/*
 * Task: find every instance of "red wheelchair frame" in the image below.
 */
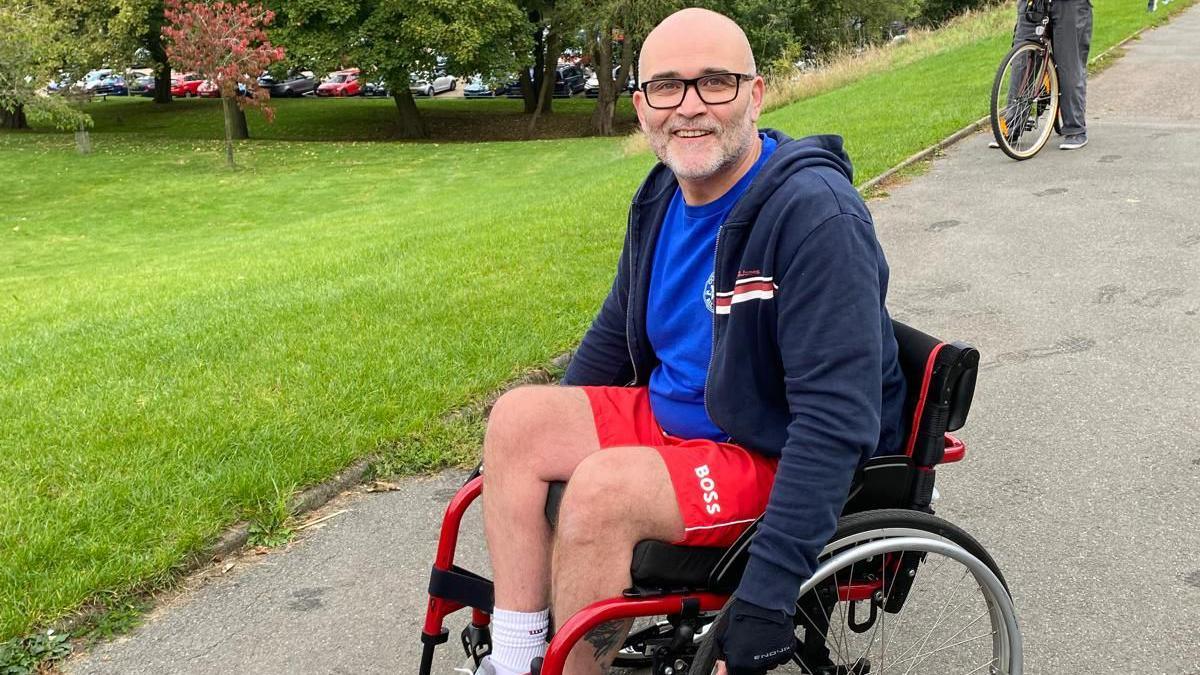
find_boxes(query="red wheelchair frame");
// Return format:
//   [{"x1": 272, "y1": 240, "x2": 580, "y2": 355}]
[{"x1": 420, "y1": 322, "x2": 980, "y2": 675}]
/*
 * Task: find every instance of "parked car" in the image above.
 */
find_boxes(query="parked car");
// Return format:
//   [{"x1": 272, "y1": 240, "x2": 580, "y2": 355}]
[
  {"x1": 76, "y1": 69, "x2": 114, "y2": 92},
  {"x1": 197, "y1": 80, "x2": 253, "y2": 98},
  {"x1": 316, "y1": 69, "x2": 361, "y2": 97},
  {"x1": 171, "y1": 72, "x2": 205, "y2": 97},
  {"x1": 197, "y1": 79, "x2": 220, "y2": 97},
  {"x1": 45, "y1": 71, "x2": 73, "y2": 94},
  {"x1": 409, "y1": 72, "x2": 456, "y2": 97},
  {"x1": 502, "y1": 65, "x2": 586, "y2": 99},
  {"x1": 258, "y1": 70, "x2": 317, "y2": 97},
  {"x1": 462, "y1": 74, "x2": 502, "y2": 98},
  {"x1": 584, "y1": 67, "x2": 636, "y2": 98},
  {"x1": 93, "y1": 74, "x2": 128, "y2": 96},
  {"x1": 129, "y1": 74, "x2": 156, "y2": 96},
  {"x1": 556, "y1": 65, "x2": 586, "y2": 97},
  {"x1": 361, "y1": 80, "x2": 390, "y2": 97}
]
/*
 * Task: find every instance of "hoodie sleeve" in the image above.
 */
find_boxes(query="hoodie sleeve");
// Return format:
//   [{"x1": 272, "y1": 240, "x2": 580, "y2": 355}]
[
  {"x1": 562, "y1": 230, "x2": 635, "y2": 387},
  {"x1": 734, "y1": 213, "x2": 884, "y2": 614}
]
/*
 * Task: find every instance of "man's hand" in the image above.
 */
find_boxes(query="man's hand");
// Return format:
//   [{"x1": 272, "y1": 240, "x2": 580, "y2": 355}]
[{"x1": 715, "y1": 598, "x2": 796, "y2": 674}]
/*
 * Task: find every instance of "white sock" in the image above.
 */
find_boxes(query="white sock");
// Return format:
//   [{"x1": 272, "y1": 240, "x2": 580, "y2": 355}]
[{"x1": 489, "y1": 607, "x2": 549, "y2": 675}]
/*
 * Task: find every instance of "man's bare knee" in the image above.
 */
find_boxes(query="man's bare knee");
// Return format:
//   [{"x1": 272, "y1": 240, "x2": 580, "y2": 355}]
[
  {"x1": 555, "y1": 449, "x2": 681, "y2": 548},
  {"x1": 483, "y1": 386, "x2": 599, "y2": 477}
]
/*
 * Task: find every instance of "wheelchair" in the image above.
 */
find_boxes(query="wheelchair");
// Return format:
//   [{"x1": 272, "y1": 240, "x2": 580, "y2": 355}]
[{"x1": 420, "y1": 322, "x2": 1023, "y2": 675}]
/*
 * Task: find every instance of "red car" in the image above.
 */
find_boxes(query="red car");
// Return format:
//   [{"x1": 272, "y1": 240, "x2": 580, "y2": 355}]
[
  {"x1": 316, "y1": 69, "x2": 361, "y2": 97},
  {"x1": 170, "y1": 72, "x2": 205, "y2": 97},
  {"x1": 197, "y1": 80, "x2": 220, "y2": 98}
]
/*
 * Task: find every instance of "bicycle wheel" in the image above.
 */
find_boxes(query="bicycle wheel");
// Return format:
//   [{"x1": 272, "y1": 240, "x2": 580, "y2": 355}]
[
  {"x1": 692, "y1": 509, "x2": 1022, "y2": 675},
  {"x1": 990, "y1": 41, "x2": 1059, "y2": 160}
]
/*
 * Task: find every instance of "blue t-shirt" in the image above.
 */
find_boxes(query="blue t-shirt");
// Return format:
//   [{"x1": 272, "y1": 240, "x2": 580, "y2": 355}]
[{"x1": 647, "y1": 133, "x2": 778, "y2": 440}]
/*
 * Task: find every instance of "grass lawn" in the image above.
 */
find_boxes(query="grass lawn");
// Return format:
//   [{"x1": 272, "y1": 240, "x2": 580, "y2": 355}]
[{"x1": 0, "y1": 0, "x2": 1191, "y2": 643}]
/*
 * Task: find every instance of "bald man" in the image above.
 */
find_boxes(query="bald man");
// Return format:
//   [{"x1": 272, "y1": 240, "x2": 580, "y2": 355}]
[{"x1": 477, "y1": 8, "x2": 906, "y2": 674}]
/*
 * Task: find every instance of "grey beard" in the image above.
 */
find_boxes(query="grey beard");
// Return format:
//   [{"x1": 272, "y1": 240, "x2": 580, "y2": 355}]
[{"x1": 650, "y1": 111, "x2": 757, "y2": 182}]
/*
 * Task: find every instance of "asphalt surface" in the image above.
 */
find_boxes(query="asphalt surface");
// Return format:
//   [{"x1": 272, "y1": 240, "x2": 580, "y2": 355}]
[{"x1": 68, "y1": 7, "x2": 1200, "y2": 674}]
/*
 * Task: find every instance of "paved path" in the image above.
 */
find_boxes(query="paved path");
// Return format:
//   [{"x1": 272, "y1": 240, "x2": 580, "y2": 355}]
[{"x1": 68, "y1": 8, "x2": 1200, "y2": 674}]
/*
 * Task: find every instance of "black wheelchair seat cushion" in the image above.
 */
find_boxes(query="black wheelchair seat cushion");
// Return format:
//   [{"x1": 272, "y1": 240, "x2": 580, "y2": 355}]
[{"x1": 630, "y1": 540, "x2": 728, "y2": 590}]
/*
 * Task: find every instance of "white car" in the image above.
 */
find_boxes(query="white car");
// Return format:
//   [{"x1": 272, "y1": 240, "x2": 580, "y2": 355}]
[{"x1": 409, "y1": 72, "x2": 457, "y2": 97}]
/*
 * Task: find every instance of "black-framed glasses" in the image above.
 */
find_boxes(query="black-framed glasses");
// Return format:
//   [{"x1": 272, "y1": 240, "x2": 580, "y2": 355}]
[{"x1": 639, "y1": 72, "x2": 755, "y2": 109}]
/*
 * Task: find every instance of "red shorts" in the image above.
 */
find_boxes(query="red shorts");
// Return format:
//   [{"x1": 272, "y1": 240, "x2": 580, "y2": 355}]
[{"x1": 582, "y1": 386, "x2": 778, "y2": 548}]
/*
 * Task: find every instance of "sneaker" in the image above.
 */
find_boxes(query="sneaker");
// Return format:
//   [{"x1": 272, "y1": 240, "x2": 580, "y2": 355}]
[
  {"x1": 469, "y1": 655, "x2": 528, "y2": 675},
  {"x1": 467, "y1": 656, "x2": 495, "y2": 675},
  {"x1": 1059, "y1": 134, "x2": 1088, "y2": 150},
  {"x1": 988, "y1": 140, "x2": 1000, "y2": 149}
]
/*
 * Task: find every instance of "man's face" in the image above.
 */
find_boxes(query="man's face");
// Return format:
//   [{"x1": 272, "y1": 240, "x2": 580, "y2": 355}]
[{"x1": 633, "y1": 27, "x2": 764, "y2": 182}]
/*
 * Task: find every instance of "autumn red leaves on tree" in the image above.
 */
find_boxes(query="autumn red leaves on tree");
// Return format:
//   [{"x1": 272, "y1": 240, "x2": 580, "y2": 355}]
[{"x1": 162, "y1": 0, "x2": 285, "y2": 166}]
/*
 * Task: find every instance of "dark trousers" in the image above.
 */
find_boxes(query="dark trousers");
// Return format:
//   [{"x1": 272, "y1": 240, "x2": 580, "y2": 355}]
[{"x1": 1013, "y1": 0, "x2": 1093, "y2": 135}]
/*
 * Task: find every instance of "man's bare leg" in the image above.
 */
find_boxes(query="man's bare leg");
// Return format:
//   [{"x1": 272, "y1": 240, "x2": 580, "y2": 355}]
[
  {"x1": 482, "y1": 385, "x2": 604, "y2": 613},
  {"x1": 551, "y1": 447, "x2": 685, "y2": 674}
]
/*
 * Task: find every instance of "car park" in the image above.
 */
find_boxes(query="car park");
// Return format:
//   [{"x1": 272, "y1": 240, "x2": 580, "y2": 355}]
[
  {"x1": 316, "y1": 69, "x2": 361, "y2": 97},
  {"x1": 171, "y1": 73, "x2": 205, "y2": 97},
  {"x1": 409, "y1": 72, "x2": 457, "y2": 97},
  {"x1": 258, "y1": 70, "x2": 317, "y2": 97}
]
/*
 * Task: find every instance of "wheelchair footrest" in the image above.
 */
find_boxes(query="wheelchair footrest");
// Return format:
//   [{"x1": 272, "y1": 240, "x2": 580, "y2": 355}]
[{"x1": 429, "y1": 565, "x2": 495, "y2": 614}]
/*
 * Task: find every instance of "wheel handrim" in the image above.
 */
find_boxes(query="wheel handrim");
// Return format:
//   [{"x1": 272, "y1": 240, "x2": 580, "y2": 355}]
[
  {"x1": 797, "y1": 536, "x2": 1019, "y2": 675},
  {"x1": 705, "y1": 536, "x2": 1021, "y2": 675}
]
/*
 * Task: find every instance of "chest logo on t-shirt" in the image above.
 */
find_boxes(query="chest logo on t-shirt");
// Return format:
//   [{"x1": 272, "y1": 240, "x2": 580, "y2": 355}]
[
  {"x1": 713, "y1": 276, "x2": 776, "y2": 315},
  {"x1": 703, "y1": 272, "x2": 715, "y2": 314}
]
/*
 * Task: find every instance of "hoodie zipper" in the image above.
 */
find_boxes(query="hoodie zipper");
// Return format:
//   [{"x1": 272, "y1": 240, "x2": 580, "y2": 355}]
[
  {"x1": 703, "y1": 225, "x2": 723, "y2": 434},
  {"x1": 624, "y1": 192, "x2": 642, "y2": 387}
]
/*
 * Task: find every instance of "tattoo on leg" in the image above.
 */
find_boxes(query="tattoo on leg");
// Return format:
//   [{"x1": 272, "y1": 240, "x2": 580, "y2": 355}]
[{"x1": 585, "y1": 620, "x2": 624, "y2": 662}]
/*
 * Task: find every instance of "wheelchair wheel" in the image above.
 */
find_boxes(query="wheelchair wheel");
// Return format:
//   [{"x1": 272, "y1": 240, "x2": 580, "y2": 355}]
[{"x1": 692, "y1": 509, "x2": 1021, "y2": 675}]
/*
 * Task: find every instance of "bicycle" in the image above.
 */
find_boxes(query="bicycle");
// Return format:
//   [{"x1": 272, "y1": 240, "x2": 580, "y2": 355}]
[{"x1": 990, "y1": 0, "x2": 1063, "y2": 160}]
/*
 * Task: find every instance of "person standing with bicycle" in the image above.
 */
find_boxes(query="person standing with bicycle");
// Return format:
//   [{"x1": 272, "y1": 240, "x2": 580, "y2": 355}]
[{"x1": 994, "y1": 0, "x2": 1094, "y2": 150}]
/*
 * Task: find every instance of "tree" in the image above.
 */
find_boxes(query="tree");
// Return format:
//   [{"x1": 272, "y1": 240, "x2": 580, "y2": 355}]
[
  {"x1": 560, "y1": 0, "x2": 678, "y2": 135},
  {"x1": 270, "y1": 0, "x2": 529, "y2": 138},
  {"x1": 0, "y1": 4, "x2": 93, "y2": 132},
  {"x1": 162, "y1": 0, "x2": 285, "y2": 167}
]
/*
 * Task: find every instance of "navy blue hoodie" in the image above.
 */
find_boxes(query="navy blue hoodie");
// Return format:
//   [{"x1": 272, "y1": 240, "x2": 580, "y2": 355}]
[{"x1": 563, "y1": 129, "x2": 906, "y2": 613}]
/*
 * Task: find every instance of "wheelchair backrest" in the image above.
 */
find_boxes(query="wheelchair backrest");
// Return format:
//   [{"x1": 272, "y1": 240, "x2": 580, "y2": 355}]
[{"x1": 893, "y1": 321, "x2": 980, "y2": 467}]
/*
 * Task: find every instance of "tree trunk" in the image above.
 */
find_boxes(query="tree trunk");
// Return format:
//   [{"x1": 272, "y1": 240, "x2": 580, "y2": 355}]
[
  {"x1": 519, "y1": 71, "x2": 536, "y2": 114},
  {"x1": 590, "y1": 25, "x2": 617, "y2": 136},
  {"x1": 391, "y1": 88, "x2": 429, "y2": 139},
  {"x1": 153, "y1": 66, "x2": 173, "y2": 104},
  {"x1": 233, "y1": 106, "x2": 249, "y2": 139},
  {"x1": 147, "y1": 1, "x2": 173, "y2": 104},
  {"x1": 1, "y1": 105, "x2": 29, "y2": 130},
  {"x1": 527, "y1": 29, "x2": 560, "y2": 137},
  {"x1": 221, "y1": 96, "x2": 237, "y2": 168},
  {"x1": 523, "y1": 25, "x2": 545, "y2": 114},
  {"x1": 539, "y1": 30, "x2": 560, "y2": 115}
]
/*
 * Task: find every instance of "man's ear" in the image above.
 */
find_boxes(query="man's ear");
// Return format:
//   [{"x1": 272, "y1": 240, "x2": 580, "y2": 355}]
[
  {"x1": 632, "y1": 90, "x2": 649, "y2": 129},
  {"x1": 749, "y1": 76, "x2": 765, "y2": 123}
]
